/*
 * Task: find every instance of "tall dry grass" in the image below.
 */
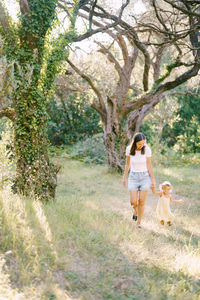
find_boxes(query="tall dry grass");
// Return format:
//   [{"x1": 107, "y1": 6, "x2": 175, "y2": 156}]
[{"x1": 0, "y1": 157, "x2": 199, "y2": 299}]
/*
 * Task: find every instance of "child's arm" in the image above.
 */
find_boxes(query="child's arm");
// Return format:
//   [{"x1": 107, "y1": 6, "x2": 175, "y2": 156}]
[
  {"x1": 151, "y1": 186, "x2": 162, "y2": 196},
  {"x1": 170, "y1": 197, "x2": 184, "y2": 204}
]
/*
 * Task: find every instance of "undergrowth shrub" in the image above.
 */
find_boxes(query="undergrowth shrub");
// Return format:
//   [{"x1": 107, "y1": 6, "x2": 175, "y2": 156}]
[
  {"x1": 64, "y1": 133, "x2": 107, "y2": 164},
  {"x1": 150, "y1": 136, "x2": 200, "y2": 167},
  {"x1": 47, "y1": 96, "x2": 102, "y2": 145},
  {"x1": 0, "y1": 124, "x2": 15, "y2": 189}
]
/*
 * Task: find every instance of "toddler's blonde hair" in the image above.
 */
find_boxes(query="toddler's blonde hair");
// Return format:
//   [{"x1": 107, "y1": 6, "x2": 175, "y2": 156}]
[{"x1": 159, "y1": 181, "x2": 172, "y2": 192}]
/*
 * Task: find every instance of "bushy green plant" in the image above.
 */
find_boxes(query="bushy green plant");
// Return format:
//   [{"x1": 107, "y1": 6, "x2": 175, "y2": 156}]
[
  {"x1": 171, "y1": 116, "x2": 200, "y2": 153},
  {"x1": 48, "y1": 144, "x2": 73, "y2": 157},
  {"x1": 150, "y1": 136, "x2": 200, "y2": 167},
  {"x1": 0, "y1": 123, "x2": 15, "y2": 189},
  {"x1": 0, "y1": 118, "x2": 8, "y2": 136},
  {"x1": 0, "y1": 0, "x2": 81, "y2": 200},
  {"x1": 141, "y1": 91, "x2": 200, "y2": 155},
  {"x1": 65, "y1": 133, "x2": 107, "y2": 164},
  {"x1": 161, "y1": 92, "x2": 200, "y2": 153},
  {"x1": 47, "y1": 95, "x2": 102, "y2": 145}
]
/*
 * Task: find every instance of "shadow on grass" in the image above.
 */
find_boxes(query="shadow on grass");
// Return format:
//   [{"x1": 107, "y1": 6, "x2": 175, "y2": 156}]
[
  {"x1": 42, "y1": 195, "x2": 200, "y2": 300},
  {"x1": 1, "y1": 157, "x2": 200, "y2": 300},
  {"x1": 0, "y1": 193, "x2": 58, "y2": 293},
  {"x1": 1, "y1": 191, "x2": 200, "y2": 300}
]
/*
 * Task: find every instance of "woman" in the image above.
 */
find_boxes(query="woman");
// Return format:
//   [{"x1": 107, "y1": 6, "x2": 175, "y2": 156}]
[{"x1": 123, "y1": 132, "x2": 155, "y2": 228}]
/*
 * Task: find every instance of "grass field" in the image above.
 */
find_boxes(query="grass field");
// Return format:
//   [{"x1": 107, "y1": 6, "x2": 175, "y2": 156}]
[{"x1": 0, "y1": 158, "x2": 200, "y2": 299}]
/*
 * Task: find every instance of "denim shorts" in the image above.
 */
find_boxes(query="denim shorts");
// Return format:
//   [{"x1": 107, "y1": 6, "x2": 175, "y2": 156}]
[{"x1": 128, "y1": 171, "x2": 151, "y2": 191}]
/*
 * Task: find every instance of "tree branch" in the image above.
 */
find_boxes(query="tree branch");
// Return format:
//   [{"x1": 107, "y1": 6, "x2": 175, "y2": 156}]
[
  {"x1": 78, "y1": 12, "x2": 131, "y2": 67},
  {"x1": 129, "y1": 44, "x2": 139, "y2": 69},
  {"x1": 152, "y1": 0, "x2": 170, "y2": 33},
  {"x1": 96, "y1": 41, "x2": 124, "y2": 78},
  {"x1": 73, "y1": 21, "x2": 119, "y2": 42},
  {"x1": 89, "y1": 0, "x2": 97, "y2": 30},
  {"x1": 80, "y1": 4, "x2": 151, "y2": 91},
  {"x1": 66, "y1": 58, "x2": 106, "y2": 113},
  {"x1": 125, "y1": 63, "x2": 200, "y2": 114},
  {"x1": 116, "y1": 32, "x2": 129, "y2": 65},
  {"x1": 91, "y1": 102, "x2": 106, "y2": 122},
  {"x1": 19, "y1": 0, "x2": 30, "y2": 15},
  {"x1": 166, "y1": 91, "x2": 197, "y2": 97},
  {"x1": 0, "y1": 2, "x2": 14, "y2": 39},
  {"x1": 152, "y1": 46, "x2": 165, "y2": 80},
  {"x1": 119, "y1": 0, "x2": 130, "y2": 19},
  {"x1": 163, "y1": 0, "x2": 200, "y2": 17},
  {"x1": 74, "y1": 0, "x2": 130, "y2": 42},
  {"x1": 129, "y1": 84, "x2": 141, "y2": 95}
]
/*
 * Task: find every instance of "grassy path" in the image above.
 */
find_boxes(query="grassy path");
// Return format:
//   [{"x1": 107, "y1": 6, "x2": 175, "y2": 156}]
[
  {"x1": 54, "y1": 158, "x2": 200, "y2": 299},
  {"x1": 0, "y1": 158, "x2": 200, "y2": 299}
]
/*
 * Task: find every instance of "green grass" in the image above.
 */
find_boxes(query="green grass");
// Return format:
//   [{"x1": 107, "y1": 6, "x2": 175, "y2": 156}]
[
  {"x1": 0, "y1": 158, "x2": 200, "y2": 299},
  {"x1": 154, "y1": 164, "x2": 200, "y2": 202}
]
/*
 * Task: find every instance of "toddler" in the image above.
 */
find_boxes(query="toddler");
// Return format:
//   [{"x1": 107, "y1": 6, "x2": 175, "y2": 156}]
[{"x1": 152, "y1": 181, "x2": 183, "y2": 226}]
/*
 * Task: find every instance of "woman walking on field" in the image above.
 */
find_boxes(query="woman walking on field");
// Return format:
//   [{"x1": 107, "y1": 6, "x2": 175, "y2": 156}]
[{"x1": 123, "y1": 132, "x2": 155, "y2": 228}]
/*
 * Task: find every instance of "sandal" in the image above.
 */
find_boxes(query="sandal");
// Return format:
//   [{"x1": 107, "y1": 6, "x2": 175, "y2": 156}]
[{"x1": 132, "y1": 214, "x2": 137, "y2": 221}]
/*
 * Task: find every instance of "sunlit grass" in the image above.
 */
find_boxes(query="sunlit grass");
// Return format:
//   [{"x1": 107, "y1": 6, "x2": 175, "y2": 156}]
[
  {"x1": 0, "y1": 158, "x2": 200, "y2": 299},
  {"x1": 154, "y1": 164, "x2": 200, "y2": 201}
]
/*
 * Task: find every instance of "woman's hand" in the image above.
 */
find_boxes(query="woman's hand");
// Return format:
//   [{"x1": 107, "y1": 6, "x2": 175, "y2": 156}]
[
  {"x1": 122, "y1": 177, "x2": 127, "y2": 187},
  {"x1": 151, "y1": 178, "x2": 156, "y2": 189}
]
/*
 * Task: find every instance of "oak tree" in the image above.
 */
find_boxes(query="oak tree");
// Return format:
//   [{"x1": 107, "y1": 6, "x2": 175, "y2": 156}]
[{"x1": 66, "y1": 0, "x2": 200, "y2": 170}]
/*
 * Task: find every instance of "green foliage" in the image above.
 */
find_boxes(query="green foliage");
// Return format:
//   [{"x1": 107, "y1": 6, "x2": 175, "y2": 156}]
[
  {"x1": 0, "y1": 117, "x2": 8, "y2": 135},
  {"x1": 161, "y1": 92, "x2": 200, "y2": 153},
  {"x1": 0, "y1": 122, "x2": 15, "y2": 189},
  {"x1": 66, "y1": 133, "x2": 107, "y2": 164},
  {"x1": 47, "y1": 95, "x2": 102, "y2": 145},
  {"x1": 141, "y1": 91, "x2": 200, "y2": 156},
  {"x1": 0, "y1": 0, "x2": 81, "y2": 199},
  {"x1": 143, "y1": 134, "x2": 200, "y2": 168},
  {"x1": 154, "y1": 60, "x2": 181, "y2": 87},
  {"x1": 140, "y1": 122, "x2": 158, "y2": 145}
]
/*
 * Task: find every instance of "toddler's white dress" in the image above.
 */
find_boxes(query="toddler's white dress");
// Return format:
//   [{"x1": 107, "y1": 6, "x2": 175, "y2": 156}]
[{"x1": 156, "y1": 193, "x2": 174, "y2": 221}]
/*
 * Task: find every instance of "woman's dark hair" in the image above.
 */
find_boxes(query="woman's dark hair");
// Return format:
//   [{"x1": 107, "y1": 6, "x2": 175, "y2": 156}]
[{"x1": 130, "y1": 132, "x2": 146, "y2": 155}]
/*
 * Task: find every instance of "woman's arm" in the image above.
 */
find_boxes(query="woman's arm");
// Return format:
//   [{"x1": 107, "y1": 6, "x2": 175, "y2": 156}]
[
  {"x1": 170, "y1": 197, "x2": 184, "y2": 204},
  {"x1": 122, "y1": 156, "x2": 130, "y2": 187},
  {"x1": 147, "y1": 157, "x2": 156, "y2": 188}
]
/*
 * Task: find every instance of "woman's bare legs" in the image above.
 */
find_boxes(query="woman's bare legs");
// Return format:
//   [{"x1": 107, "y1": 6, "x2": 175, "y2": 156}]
[
  {"x1": 129, "y1": 190, "x2": 138, "y2": 216},
  {"x1": 137, "y1": 190, "x2": 148, "y2": 225}
]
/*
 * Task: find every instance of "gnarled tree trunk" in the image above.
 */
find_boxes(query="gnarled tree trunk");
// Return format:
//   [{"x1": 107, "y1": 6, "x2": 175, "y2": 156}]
[
  {"x1": 103, "y1": 96, "x2": 128, "y2": 171},
  {"x1": 68, "y1": 0, "x2": 200, "y2": 171}
]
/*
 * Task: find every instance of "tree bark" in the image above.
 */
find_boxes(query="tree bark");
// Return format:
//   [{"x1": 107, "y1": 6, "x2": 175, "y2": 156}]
[
  {"x1": 102, "y1": 96, "x2": 127, "y2": 171},
  {"x1": 104, "y1": 130, "x2": 123, "y2": 171},
  {"x1": 68, "y1": 0, "x2": 200, "y2": 171}
]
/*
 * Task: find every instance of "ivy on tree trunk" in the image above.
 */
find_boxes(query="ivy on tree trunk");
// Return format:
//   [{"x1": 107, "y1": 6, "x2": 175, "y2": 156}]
[
  {"x1": 0, "y1": 0, "x2": 116, "y2": 199},
  {"x1": 0, "y1": 0, "x2": 79, "y2": 200}
]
